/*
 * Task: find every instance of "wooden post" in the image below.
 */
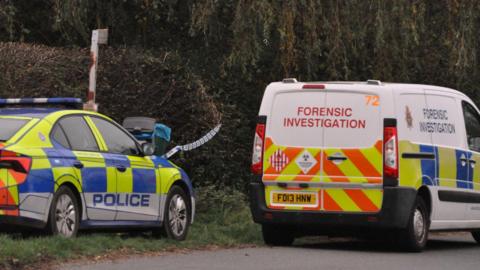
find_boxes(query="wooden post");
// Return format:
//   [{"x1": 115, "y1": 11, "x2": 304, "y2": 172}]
[{"x1": 84, "y1": 29, "x2": 108, "y2": 111}]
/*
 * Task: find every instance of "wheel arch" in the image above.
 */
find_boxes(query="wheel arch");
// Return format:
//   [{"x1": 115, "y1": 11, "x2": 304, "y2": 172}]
[
  {"x1": 417, "y1": 185, "x2": 432, "y2": 218},
  {"x1": 54, "y1": 177, "x2": 84, "y2": 220},
  {"x1": 163, "y1": 172, "x2": 195, "y2": 224}
]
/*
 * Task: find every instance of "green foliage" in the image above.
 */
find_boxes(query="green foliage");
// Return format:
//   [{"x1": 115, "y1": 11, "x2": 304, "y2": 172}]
[
  {"x1": 2, "y1": 0, "x2": 480, "y2": 191},
  {"x1": 0, "y1": 186, "x2": 261, "y2": 269}
]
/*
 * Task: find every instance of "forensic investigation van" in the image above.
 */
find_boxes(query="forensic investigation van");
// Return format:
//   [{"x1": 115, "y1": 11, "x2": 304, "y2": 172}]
[{"x1": 250, "y1": 79, "x2": 480, "y2": 251}]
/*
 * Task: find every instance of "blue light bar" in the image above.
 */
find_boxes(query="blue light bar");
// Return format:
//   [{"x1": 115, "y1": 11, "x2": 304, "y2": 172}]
[{"x1": 0, "y1": 98, "x2": 83, "y2": 109}]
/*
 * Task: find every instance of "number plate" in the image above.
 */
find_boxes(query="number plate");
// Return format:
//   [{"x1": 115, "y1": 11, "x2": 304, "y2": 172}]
[{"x1": 271, "y1": 192, "x2": 318, "y2": 206}]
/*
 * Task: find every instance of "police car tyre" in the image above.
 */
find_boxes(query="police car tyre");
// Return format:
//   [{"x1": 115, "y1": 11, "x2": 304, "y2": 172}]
[
  {"x1": 47, "y1": 186, "x2": 80, "y2": 238},
  {"x1": 162, "y1": 185, "x2": 190, "y2": 241},
  {"x1": 472, "y1": 231, "x2": 480, "y2": 244},
  {"x1": 400, "y1": 197, "x2": 429, "y2": 252},
  {"x1": 262, "y1": 224, "x2": 294, "y2": 246}
]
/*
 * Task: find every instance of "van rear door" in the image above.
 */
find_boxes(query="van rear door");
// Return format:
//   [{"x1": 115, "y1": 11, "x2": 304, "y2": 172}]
[
  {"x1": 263, "y1": 90, "x2": 326, "y2": 210},
  {"x1": 321, "y1": 90, "x2": 383, "y2": 213}
]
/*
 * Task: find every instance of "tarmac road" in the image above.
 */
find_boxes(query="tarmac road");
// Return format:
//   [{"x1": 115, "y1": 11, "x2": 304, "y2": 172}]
[{"x1": 62, "y1": 232, "x2": 479, "y2": 270}]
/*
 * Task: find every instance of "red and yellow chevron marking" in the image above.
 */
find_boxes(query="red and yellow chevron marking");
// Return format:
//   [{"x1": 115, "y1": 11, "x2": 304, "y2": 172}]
[
  {"x1": 0, "y1": 186, "x2": 20, "y2": 216},
  {"x1": 0, "y1": 165, "x2": 21, "y2": 216},
  {"x1": 263, "y1": 137, "x2": 321, "y2": 182},
  {"x1": 263, "y1": 137, "x2": 383, "y2": 213}
]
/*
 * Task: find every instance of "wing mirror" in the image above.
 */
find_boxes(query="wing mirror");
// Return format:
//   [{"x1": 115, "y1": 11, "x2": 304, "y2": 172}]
[{"x1": 141, "y1": 142, "x2": 155, "y2": 156}]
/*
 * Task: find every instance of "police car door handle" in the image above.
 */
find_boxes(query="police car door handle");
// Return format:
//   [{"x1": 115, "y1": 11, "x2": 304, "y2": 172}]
[
  {"x1": 73, "y1": 161, "x2": 84, "y2": 169},
  {"x1": 116, "y1": 165, "x2": 127, "y2": 172}
]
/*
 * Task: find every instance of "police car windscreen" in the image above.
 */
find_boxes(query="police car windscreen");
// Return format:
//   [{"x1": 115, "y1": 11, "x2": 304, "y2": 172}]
[
  {"x1": 0, "y1": 118, "x2": 29, "y2": 142},
  {"x1": 269, "y1": 90, "x2": 381, "y2": 148}
]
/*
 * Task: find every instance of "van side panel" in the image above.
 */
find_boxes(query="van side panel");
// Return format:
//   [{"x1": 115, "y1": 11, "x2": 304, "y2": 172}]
[
  {"x1": 425, "y1": 92, "x2": 469, "y2": 224},
  {"x1": 397, "y1": 92, "x2": 433, "y2": 188}
]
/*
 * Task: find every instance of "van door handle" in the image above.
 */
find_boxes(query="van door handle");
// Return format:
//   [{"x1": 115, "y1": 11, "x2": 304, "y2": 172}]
[
  {"x1": 73, "y1": 161, "x2": 84, "y2": 169},
  {"x1": 327, "y1": 156, "x2": 347, "y2": 161},
  {"x1": 116, "y1": 165, "x2": 127, "y2": 172}
]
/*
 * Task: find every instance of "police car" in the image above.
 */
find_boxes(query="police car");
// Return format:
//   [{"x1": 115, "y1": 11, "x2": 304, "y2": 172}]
[
  {"x1": 250, "y1": 79, "x2": 480, "y2": 251},
  {"x1": 0, "y1": 98, "x2": 194, "y2": 240}
]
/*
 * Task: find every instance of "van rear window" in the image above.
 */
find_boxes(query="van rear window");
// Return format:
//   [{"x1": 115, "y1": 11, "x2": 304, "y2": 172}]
[
  {"x1": 0, "y1": 119, "x2": 29, "y2": 141},
  {"x1": 268, "y1": 90, "x2": 381, "y2": 148}
]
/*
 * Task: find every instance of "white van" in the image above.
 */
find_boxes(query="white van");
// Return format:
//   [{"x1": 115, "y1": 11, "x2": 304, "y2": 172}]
[{"x1": 250, "y1": 79, "x2": 480, "y2": 251}]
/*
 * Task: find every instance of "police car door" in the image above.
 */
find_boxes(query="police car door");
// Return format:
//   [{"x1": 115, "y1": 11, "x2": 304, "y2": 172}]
[
  {"x1": 88, "y1": 116, "x2": 159, "y2": 221},
  {"x1": 52, "y1": 115, "x2": 116, "y2": 220}
]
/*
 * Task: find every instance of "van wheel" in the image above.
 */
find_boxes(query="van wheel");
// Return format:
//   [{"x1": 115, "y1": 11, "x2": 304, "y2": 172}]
[
  {"x1": 262, "y1": 224, "x2": 294, "y2": 246},
  {"x1": 47, "y1": 186, "x2": 80, "y2": 238},
  {"x1": 161, "y1": 185, "x2": 190, "y2": 241},
  {"x1": 472, "y1": 231, "x2": 480, "y2": 244},
  {"x1": 399, "y1": 197, "x2": 429, "y2": 252}
]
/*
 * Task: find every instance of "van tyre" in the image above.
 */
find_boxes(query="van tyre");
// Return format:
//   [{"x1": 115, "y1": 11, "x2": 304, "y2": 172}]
[
  {"x1": 47, "y1": 186, "x2": 80, "y2": 238},
  {"x1": 161, "y1": 185, "x2": 190, "y2": 241},
  {"x1": 262, "y1": 224, "x2": 294, "y2": 246},
  {"x1": 399, "y1": 197, "x2": 429, "y2": 252},
  {"x1": 472, "y1": 231, "x2": 480, "y2": 244}
]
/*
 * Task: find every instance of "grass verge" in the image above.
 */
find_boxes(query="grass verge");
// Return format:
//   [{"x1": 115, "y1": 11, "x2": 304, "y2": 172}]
[{"x1": 0, "y1": 187, "x2": 262, "y2": 269}]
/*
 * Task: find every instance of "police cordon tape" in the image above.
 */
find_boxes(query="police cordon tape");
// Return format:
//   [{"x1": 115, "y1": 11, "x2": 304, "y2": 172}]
[{"x1": 163, "y1": 124, "x2": 222, "y2": 159}]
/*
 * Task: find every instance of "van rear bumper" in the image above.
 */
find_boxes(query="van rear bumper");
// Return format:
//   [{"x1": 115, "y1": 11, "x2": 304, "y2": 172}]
[{"x1": 249, "y1": 182, "x2": 417, "y2": 230}]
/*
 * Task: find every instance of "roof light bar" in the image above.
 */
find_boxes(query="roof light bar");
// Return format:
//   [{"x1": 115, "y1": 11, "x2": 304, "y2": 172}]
[{"x1": 0, "y1": 98, "x2": 83, "y2": 109}]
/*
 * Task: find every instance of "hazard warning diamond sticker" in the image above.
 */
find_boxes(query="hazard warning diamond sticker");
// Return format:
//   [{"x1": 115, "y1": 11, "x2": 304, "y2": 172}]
[
  {"x1": 295, "y1": 150, "x2": 317, "y2": 174},
  {"x1": 269, "y1": 149, "x2": 289, "y2": 172}
]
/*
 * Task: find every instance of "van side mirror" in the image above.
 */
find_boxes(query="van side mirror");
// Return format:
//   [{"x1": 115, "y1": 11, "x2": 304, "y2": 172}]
[{"x1": 141, "y1": 142, "x2": 155, "y2": 156}]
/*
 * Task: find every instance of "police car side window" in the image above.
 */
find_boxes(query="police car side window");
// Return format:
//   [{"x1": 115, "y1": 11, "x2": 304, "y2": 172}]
[
  {"x1": 58, "y1": 116, "x2": 100, "y2": 152},
  {"x1": 462, "y1": 101, "x2": 480, "y2": 152},
  {"x1": 52, "y1": 125, "x2": 70, "y2": 149},
  {"x1": 91, "y1": 117, "x2": 140, "y2": 156}
]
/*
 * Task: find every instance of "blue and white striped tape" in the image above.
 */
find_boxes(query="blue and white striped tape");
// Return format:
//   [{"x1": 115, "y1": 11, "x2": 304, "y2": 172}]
[{"x1": 164, "y1": 124, "x2": 222, "y2": 158}]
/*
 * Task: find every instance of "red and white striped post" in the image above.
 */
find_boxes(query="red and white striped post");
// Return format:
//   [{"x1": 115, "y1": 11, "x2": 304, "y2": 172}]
[{"x1": 84, "y1": 29, "x2": 108, "y2": 111}]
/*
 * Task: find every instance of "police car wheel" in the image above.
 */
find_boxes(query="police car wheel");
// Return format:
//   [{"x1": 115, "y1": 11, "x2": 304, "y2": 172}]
[
  {"x1": 472, "y1": 231, "x2": 480, "y2": 244},
  {"x1": 48, "y1": 186, "x2": 80, "y2": 238},
  {"x1": 162, "y1": 186, "x2": 190, "y2": 241},
  {"x1": 262, "y1": 224, "x2": 294, "y2": 246},
  {"x1": 400, "y1": 197, "x2": 429, "y2": 252}
]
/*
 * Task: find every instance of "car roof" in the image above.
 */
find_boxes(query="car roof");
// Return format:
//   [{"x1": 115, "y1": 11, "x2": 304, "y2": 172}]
[{"x1": 0, "y1": 107, "x2": 64, "y2": 118}]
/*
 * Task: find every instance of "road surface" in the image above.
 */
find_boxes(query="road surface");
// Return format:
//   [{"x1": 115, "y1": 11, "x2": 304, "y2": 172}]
[{"x1": 62, "y1": 232, "x2": 479, "y2": 270}]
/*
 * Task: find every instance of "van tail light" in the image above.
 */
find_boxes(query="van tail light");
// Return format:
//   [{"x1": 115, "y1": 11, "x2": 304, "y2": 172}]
[
  {"x1": 251, "y1": 119, "x2": 266, "y2": 175},
  {"x1": 383, "y1": 126, "x2": 398, "y2": 179},
  {"x1": 0, "y1": 150, "x2": 32, "y2": 184}
]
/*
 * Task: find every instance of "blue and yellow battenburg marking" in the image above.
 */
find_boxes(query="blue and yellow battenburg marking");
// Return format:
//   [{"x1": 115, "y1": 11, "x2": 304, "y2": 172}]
[
  {"x1": 399, "y1": 141, "x2": 478, "y2": 190},
  {"x1": 0, "y1": 108, "x2": 191, "y2": 219}
]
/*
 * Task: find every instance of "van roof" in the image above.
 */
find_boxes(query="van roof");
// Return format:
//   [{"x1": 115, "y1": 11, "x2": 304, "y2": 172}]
[{"x1": 269, "y1": 79, "x2": 468, "y2": 99}]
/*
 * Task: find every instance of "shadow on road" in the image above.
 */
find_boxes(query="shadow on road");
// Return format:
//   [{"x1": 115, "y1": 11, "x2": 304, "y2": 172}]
[
  {"x1": 426, "y1": 239, "x2": 478, "y2": 251},
  {"x1": 293, "y1": 234, "x2": 478, "y2": 253}
]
